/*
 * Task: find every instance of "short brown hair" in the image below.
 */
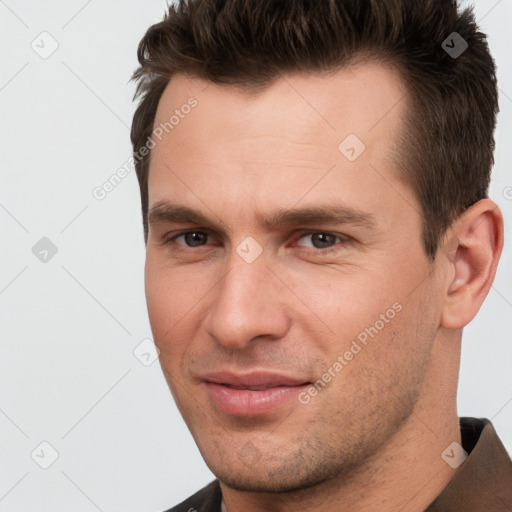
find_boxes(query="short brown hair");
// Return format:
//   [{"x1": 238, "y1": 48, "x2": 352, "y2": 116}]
[{"x1": 130, "y1": 0, "x2": 498, "y2": 258}]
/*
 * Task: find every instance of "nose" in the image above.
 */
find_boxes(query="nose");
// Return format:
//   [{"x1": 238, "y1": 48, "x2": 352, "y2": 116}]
[{"x1": 205, "y1": 250, "x2": 290, "y2": 349}]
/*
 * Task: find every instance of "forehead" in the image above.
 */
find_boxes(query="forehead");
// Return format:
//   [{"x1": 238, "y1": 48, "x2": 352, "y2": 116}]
[
  {"x1": 148, "y1": 62, "x2": 414, "y2": 233},
  {"x1": 152, "y1": 61, "x2": 407, "y2": 148}
]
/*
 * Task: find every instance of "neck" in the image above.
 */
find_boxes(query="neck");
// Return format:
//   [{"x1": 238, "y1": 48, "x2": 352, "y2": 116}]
[{"x1": 221, "y1": 331, "x2": 462, "y2": 512}]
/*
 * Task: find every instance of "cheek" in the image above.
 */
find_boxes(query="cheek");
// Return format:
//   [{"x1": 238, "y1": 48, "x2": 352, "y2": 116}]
[
  {"x1": 342, "y1": 285, "x2": 437, "y2": 395},
  {"x1": 293, "y1": 270, "x2": 399, "y2": 347},
  {"x1": 145, "y1": 262, "x2": 168, "y2": 333},
  {"x1": 304, "y1": 266, "x2": 432, "y2": 383},
  {"x1": 144, "y1": 256, "x2": 220, "y2": 380},
  {"x1": 144, "y1": 260, "x2": 191, "y2": 358}
]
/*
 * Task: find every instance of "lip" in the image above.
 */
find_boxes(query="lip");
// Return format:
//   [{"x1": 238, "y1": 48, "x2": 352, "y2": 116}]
[{"x1": 201, "y1": 371, "x2": 311, "y2": 417}]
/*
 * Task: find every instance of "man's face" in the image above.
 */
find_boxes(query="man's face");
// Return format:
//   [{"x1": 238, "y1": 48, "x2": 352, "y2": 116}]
[{"x1": 145, "y1": 63, "x2": 443, "y2": 491}]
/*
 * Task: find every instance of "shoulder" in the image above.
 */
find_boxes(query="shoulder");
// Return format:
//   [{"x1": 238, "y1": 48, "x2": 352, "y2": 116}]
[
  {"x1": 162, "y1": 480, "x2": 222, "y2": 512},
  {"x1": 426, "y1": 417, "x2": 512, "y2": 511}
]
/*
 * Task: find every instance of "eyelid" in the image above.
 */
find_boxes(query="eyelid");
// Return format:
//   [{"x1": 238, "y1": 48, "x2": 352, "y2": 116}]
[
  {"x1": 294, "y1": 229, "x2": 350, "y2": 241},
  {"x1": 164, "y1": 229, "x2": 352, "y2": 252},
  {"x1": 164, "y1": 229, "x2": 214, "y2": 247},
  {"x1": 292, "y1": 230, "x2": 352, "y2": 251}
]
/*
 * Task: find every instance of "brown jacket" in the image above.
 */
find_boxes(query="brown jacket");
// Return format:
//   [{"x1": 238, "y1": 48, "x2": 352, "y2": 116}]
[{"x1": 166, "y1": 417, "x2": 512, "y2": 512}]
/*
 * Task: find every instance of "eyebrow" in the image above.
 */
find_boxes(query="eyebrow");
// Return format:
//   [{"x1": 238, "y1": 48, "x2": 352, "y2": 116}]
[{"x1": 147, "y1": 201, "x2": 376, "y2": 233}]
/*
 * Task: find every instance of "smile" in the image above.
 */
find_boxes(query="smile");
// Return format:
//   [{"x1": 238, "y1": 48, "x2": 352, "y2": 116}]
[{"x1": 201, "y1": 371, "x2": 311, "y2": 417}]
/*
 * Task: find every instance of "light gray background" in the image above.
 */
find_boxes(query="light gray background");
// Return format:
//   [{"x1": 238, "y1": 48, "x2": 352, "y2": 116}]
[{"x1": 1, "y1": 1, "x2": 511, "y2": 511}]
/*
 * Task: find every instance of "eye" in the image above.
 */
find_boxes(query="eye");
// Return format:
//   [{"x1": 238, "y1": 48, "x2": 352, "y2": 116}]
[
  {"x1": 170, "y1": 231, "x2": 212, "y2": 247},
  {"x1": 164, "y1": 230, "x2": 351, "y2": 253},
  {"x1": 295, "y1": 232, "x2": 348, "y2": 251}
]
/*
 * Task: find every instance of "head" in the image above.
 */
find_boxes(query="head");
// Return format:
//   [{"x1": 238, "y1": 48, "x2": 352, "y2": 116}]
[{"x1": 130, "y1": 0, "x2": 503, "y2": 495}]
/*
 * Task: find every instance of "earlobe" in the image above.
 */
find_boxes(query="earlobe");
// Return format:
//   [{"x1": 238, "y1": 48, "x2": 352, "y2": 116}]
[{"x1": 440, "y1": 199, "x2": 504, "y2": 330}]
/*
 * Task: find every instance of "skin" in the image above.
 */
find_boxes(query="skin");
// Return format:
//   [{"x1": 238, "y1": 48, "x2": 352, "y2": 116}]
[{"x1": 144, "y1": 63, "x2": 503, "y2": 511}]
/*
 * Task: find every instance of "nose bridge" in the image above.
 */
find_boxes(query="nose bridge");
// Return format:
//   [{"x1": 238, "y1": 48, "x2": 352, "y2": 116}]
[{"x1": 206, "y1": 248, "x2": 288, "y2": 348}]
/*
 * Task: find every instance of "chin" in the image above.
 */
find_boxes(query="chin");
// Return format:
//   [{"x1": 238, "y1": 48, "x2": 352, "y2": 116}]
[
  {"x1": 215, "y1": 470, "x2": 328, "y2": 494},
  {"x1": 204, "y1": 450, "x2": 352, "y2": 495}
]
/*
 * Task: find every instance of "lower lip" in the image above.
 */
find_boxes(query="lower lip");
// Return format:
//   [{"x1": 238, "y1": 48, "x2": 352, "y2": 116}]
[{"x1": 204, "y1": 382, "x2": 309, "y2": 416}]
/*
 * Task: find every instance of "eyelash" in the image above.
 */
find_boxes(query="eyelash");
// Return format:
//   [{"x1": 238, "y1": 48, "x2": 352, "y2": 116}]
[{"x1": 164, "y1": 230, "x2": 351, "y2": 254}]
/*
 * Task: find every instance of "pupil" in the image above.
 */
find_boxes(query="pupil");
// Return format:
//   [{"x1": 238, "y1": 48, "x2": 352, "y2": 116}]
[{"x1": 186, "y1": 232, "x2": 207, "y2": 246}]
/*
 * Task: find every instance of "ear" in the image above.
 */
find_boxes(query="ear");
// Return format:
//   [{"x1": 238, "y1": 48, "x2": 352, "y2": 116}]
[{"x1": 440, "y1": 198, "x2": 504, "y2": 329}]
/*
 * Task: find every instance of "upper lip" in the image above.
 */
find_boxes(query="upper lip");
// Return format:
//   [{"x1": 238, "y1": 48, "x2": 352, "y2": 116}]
[{"x1": 201, "y1": 371, "x2": 310, "y2": 388}]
